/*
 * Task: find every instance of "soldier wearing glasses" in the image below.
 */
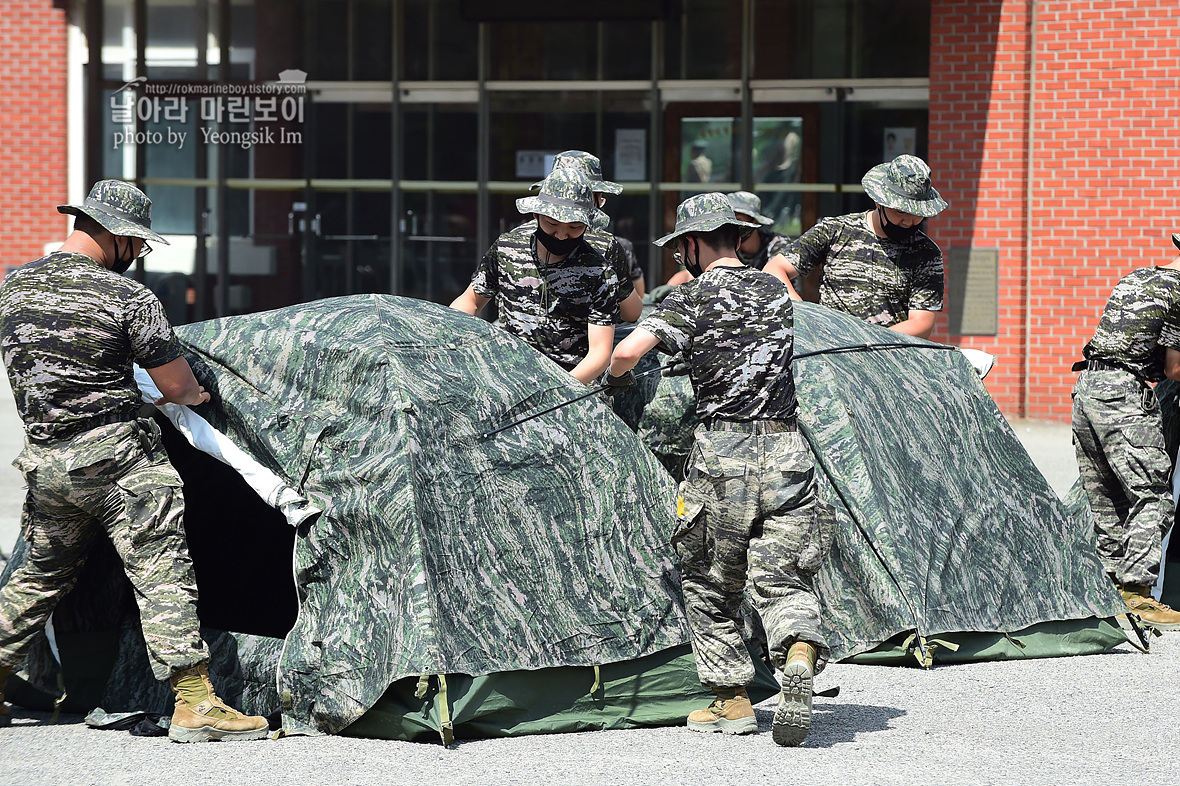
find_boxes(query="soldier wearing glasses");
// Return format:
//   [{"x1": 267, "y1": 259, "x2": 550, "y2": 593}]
[{"x1": 0, "y1": 180, "x2": 268, "y2": 741}]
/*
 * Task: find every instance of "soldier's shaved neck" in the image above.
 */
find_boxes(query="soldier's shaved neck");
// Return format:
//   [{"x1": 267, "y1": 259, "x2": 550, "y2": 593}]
[{"x1": 58, "y1": 223, "x2": 113, "y2": 268}]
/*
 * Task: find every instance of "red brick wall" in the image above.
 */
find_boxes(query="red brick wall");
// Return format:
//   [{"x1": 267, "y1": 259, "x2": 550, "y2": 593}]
[
  {"x1": 929, "y1": 1, "x2": 1032, "y2": 416},
  {"x1": 931, "y1": 0, "x2": 1180, "y2": 421},
  {"x1": 0, "y1": 2, "x2": 70, "y2": 278},
  {"x1": 1028, "y1": 0, "x2": 1180, "y2": 420}
]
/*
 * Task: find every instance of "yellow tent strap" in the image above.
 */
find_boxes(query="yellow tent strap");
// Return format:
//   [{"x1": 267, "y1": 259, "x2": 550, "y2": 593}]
[
  {"x1": 902, "y1": 634, "x2": 959, "y2": 668},
  {"x1": 900, "y1": 634, "x2": 928, "y2": 668},
  {"x1": 929, "y1": 637, "x2": 958, "y2": 656},
  {"x1": 1003, "y1": 632, "x2": 1027, "y2": 650},
  {"x1": 50, "y1": 673, "x2": 67, "y2": 725},
  {"x1": 415, "y1": 674, "x2": 430, "y2": 700},
  {"x1": 436, "y1": 675, "x2": 454, "y2": 746},
  {"x1": 588, "y1": 665, "x2": 601, "y2": 696}
]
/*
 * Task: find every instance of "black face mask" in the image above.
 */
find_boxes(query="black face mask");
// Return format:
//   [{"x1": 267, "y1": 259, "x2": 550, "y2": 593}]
[
  {"x1": 535, "y1": 225, "x2": 583, "y2": 257},
  {"x1": 112, "y1": 236, "x2": 135, "y2": 274},
  {"x1": 877, "y1": 206, "x2": 922, "y2": 243},
  {"x1": 681, "y1": 239, "x2": 704, "y2": 279}
]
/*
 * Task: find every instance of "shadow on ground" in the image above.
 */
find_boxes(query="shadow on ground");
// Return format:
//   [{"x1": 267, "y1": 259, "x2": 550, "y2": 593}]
[{"x1": 754, "y1": 702, "x2": 905, "y2": 747}]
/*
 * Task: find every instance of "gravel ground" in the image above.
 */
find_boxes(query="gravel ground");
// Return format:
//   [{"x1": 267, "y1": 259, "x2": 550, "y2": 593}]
[
  {"x1": 2, "y1": 632, "x2": 1174, "y2": 786},
  {"x1": 9, "y1": 369, "x2": 1158, "y2": 786}
]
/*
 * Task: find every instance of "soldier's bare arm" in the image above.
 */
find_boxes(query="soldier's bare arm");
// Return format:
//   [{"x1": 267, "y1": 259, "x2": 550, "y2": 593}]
[
  {"x1": 1165, "y1": 348, "x2": 1180, "y2": 382},
  {"x1": 570, "y1": 323, "x2": 615, "y2": 385},
  {"x1": 450, "y1": 286, "x2": 489, "y2": 316},
  {"x1": 147, "y1": 356, "x2": 211, "y2": 406},
  {"x1": 610, "y1": 327, "x2": 661, "y2": 377},
  {"x1": 764, "y1": 254, "x2": 804, "y2": 300},
  {"x1": 620, "y1": 289, "x2": 643, "y2": 323},
  {"x1": 764, "y1": 256, "x2": 803, "y2": 300},
  {"x1": 888, "y1": 309, "x2": 936, "y2": 339}
]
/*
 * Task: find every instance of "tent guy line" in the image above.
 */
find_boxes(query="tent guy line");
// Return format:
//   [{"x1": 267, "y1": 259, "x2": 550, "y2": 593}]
[
  {"x1": 480, "y1": 362, "x2": 676, "y2": 439},
  {"x1": 792, "y1": 342, "x2": 960, "y2": 362}
]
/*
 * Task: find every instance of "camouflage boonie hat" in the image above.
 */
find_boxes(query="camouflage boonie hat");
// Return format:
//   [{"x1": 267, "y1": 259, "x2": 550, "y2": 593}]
[
  {"x1": 516, "y1": 168, "x2": 605, "y2": 227},
  {"x1": 861, "y1": 155, "x2": 948, "y2": 218},
  {"x1": 653, "y1": 192, "x2": 760, "y2": 247},
  {"x1": 727, "y1": 191, "x2": 774, "y2": 225},
  {"x1": 531, "y1": 150, "x2": 623, "y2": 195},
  {"x1": 57, "y1": 179, "x2": 169, "y2": 244}
]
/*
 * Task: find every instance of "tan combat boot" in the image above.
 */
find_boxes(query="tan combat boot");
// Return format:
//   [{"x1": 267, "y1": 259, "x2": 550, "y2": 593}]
[
  {"x1": 168, "y1": 663, "x2": 269, "y2": 743},
  {"x1": 0, "y1": 664, "x2": 12, "y2": 726},
  {"x1": 774, "y1": 642, "x2": 817, "y2": 747},
  {"x1": 686, "y1": 685, "x2": 758, "y2": 735},
  {"x1": 1119, "y1": 584, "x2": 1180, "y2": 631}
]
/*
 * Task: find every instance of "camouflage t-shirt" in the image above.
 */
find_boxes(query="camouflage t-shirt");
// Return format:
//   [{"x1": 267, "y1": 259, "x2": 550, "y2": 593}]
[
  {"x1": 1083, "y1": 266, "x2": 1180, "y2": 382},
  {"x1": 471, "y1": 224, "x2": 622, "y2": 371},
  {"x1": 736, "y1": 227, "x2": 792, "y2": 271},
  {"x1": 517, "y1": 218, "x2": 635, "y2": 304},
  {"x1": 638, "y1": 264, "x2": 797, "y2": 422},
  {"x1": 787, "y1": 212, "x2": 943, "y2": 327},
  {"x1": 616, "y1": 236, "x2": 644, "y2": 282},
  {"x1": 0, "y1": 251, "x2": 182, "y2": 441}
]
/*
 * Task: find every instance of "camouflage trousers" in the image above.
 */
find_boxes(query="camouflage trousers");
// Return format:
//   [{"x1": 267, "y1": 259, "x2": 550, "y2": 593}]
[
  {"x1": 0, "y1": 418, "x2": 209, "y2": 681},
  {"x1": 673, "y1": 424, "x2": 832, "y2": 689},
  {"x1": 1072, "y1": 369, "x2": 1174, "y2": 586}
]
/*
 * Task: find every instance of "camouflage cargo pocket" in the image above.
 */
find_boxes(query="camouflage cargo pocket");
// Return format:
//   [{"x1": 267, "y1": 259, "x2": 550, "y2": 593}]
[
  {"x1": 762, "y1": 483, "x2": 829, "y2": 579},
  {"x1": 12, "y1": 448, "x2": 41, "y2": 482},
  {"x1": 19, "y1": 496, "x2": 38, "y2": 542},
  {"x1": 798, "y1": 500, "x2": 836, "y2": 574},
  {"x1": 688, "y1": 432, "x2": 748, "y2": 500},
  {"x1": 671, "y1": 486, "x2": 710, "y2": 570},
  {"x1": 113, "y1": 462, "x2": 185, "y2": 548}
]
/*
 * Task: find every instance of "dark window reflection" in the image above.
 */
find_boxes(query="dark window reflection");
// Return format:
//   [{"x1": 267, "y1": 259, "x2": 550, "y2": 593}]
[
  {"x1": 489, "y1": 21, "x2": 598, "y2": 81},
  {"x1": 401, "y1": 107, "x2": 478, "y2": 181},
  {"x1": 400, "y1": 193, "x2": 479, "y2": 305},
  {"x1": 403, "y1": 0, "x2": 479, "y2": 80},
  {"x1": 753, "y1": 0, "x2": 930, "y2": 80},
  {"x1": 851, "y1": 0, "x2": 930, "y2": 78},
  {"x1": 664, "y1": 0, "x2": 742, "y2": 80}
]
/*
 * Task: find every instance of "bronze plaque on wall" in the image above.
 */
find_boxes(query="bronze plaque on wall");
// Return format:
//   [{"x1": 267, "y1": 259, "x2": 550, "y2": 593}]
[{"x1": 946, "y1": 247, "x2": 998, "y2": 336}]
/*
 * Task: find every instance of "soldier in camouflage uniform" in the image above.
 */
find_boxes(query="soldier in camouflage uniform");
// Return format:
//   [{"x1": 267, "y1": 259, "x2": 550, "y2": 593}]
[
  {"x1": 615, "y1": 235, "x2": 646, "y2": 298},
  {"x1": 729, "y1": 191, "x2": 793, "y2": 272},
  {"x1": 524, "y1": 150, "x2": 645, "y2": 317},
  {"x1": 1071, "y1": 233, "x2": 1180, "y2": 629},
  {"x1": 0, "y1": 180, "x2": 268, "y2": 742},
  {"x1": 665, "y1": 193, "x2": 790, "y2": 287},
  {"x1": 451, "y1": 169, "x2": 624, "y2": 384},
  {"x1": 765, "y1": 155, "x2": 947, "y2": 339},
  {"x1": 608, "y1": 193, "x2": 833, "y2": 747}
]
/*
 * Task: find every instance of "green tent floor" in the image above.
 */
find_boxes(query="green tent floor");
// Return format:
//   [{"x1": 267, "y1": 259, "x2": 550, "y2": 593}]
[
  {"x1": 342, "y1": 644, "x2": 780, "y2": 743},
  {"x1": 6, "y1": 620, "x2": 1129, "y2": 741},
  {"x1": 843, "y1": 617, "x2": 1127, "y2": 667}
]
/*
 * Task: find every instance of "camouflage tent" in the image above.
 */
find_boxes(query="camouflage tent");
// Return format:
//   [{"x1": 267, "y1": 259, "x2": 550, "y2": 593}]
[
  {"x1": 639, "y1": 301, "x2": 1127, "y2": 665},
  {"x1": 1, "y1": 294, "x2": 778, "y2": 741}
]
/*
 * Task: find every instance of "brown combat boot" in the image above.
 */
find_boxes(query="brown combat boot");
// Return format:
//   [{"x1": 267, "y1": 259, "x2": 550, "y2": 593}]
[
  {"x1": 168, "y1": 663, "x2": 269, "y2": 743},
  {"x1": 0, "y1": 664, "x2": 12, "y2": 727},
  {"x1": 1120, "y1": 584, "x2": 1180, "y2": 631},
  {"x1": 774, "y1": 642, "x2": 817, "y2": 747},
  {"x1": 686, "y1": 685, "x2": 757, "y2": 735}
]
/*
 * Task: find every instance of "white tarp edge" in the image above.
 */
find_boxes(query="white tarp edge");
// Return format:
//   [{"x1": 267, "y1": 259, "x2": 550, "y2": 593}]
[{"x1": 133, "y1": 365, "x2": 321, "y2": 528}]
